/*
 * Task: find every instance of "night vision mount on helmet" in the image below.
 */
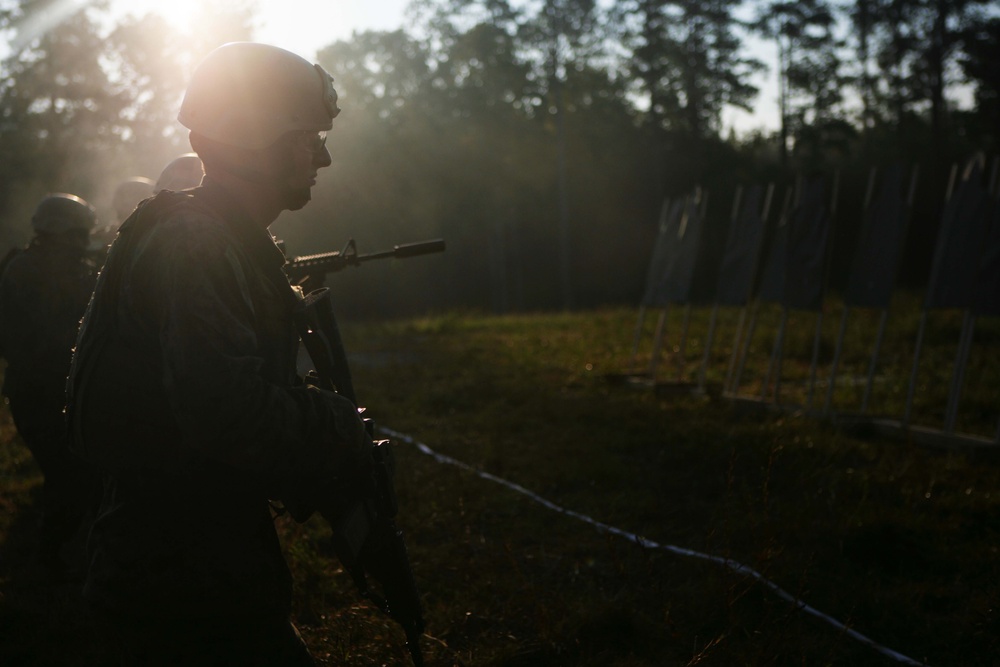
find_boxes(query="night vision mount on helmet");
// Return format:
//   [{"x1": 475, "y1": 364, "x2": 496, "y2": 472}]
[{"x1": 178, "y1": 42, "x2": 340, "y2": 151}]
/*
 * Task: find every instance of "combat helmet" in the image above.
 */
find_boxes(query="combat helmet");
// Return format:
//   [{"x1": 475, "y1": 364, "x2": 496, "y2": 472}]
[
  {"x1": 155, "y1": 153, "x2": 204, "y2": 192},
  {"x1": 178, "y1": 42, "x2": 340, "y2": 151},
  {"x1": 31, "y1": 193, "x2": 97, "y2": 235},
  {"x1": 112, "y1": 176, "x2": 155, "y2": 222}
]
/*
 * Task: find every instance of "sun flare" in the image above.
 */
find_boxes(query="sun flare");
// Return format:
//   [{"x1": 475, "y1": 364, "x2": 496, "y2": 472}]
[
  {"x1": 142, "y1": 0, "x2": 205, "y2": 31},
  {"x1": 112, "y1": 0, "x2": 233, "y2": 35}
]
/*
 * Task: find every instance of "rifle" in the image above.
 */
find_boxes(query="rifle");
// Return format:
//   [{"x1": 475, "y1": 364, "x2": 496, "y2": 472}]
[
  {"x1": 284, "y1": 238, "x2": 446, "y2": 289},
  {"x1": 294, "y1": 287, "x2": 426, "y2": 666}
]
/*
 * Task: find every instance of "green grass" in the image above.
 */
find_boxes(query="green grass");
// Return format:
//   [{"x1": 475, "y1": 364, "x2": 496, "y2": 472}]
[{"x1": 1, "y1": 302, "x2": 998, "y2": 666}]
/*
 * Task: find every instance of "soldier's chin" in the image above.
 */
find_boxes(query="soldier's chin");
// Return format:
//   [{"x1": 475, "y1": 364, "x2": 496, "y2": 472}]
[{"x1": 283, "y1": 187, "x2": 312, "y2": 211}]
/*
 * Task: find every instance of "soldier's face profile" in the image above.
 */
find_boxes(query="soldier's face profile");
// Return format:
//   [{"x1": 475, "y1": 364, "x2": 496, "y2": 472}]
[{"x1": 268, "y1": 129, "x2": 332, "y2": 212}]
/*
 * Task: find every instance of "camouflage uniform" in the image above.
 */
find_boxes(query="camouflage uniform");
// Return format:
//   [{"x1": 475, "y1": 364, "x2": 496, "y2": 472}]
[
  {"x1": 0, "y1": 235, "x2": 100, "y2": 569},
  {"x1": 67, "y1": 180, "x2": 367, "y2": 664}
]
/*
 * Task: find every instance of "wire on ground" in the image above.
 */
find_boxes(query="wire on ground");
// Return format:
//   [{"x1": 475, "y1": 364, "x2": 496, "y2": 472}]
[{"x1": 381, "y1": 426, "x2": 931, "y2": 667}]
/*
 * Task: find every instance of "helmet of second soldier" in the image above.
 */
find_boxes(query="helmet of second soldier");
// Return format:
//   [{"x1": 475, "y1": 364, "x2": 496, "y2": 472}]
[
  {"x1": 32, "y1": 193, "x2": 97, "y2": 235},
  {"x1": 112, "y1": 177, "x2": 155, "y2": 222},
  {"x1": 178, "y1": 42, "x2": 340, "y2": 151},
  {"x1": 155, "y1": 153, "x2": 204, "y2": 192}
]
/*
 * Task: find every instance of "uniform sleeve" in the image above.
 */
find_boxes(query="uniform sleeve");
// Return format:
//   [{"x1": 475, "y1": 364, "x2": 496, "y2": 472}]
[{"x1": 135, "y1": 215, "x2": 367, "y2": 488}]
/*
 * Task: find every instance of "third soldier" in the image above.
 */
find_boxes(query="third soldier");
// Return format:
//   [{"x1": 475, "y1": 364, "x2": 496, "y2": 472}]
[{"x1": 0, "y1": 193, "x2": 101, "y2": 577}]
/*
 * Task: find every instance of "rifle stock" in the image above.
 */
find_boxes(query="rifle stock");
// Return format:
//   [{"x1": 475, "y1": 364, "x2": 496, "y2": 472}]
[{"x1": 293, "y1": 287, "x2": 425, "y2": 666}]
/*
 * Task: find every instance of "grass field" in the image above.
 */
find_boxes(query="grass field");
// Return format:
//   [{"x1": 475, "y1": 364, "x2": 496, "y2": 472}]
[{"x1": 1, "y1": 300, "x2": 998, "y2": 666}]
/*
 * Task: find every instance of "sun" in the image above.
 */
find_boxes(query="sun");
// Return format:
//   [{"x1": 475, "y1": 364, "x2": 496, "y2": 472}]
[
  {"x1": 115, "y1": 0, "x2": 210, "y2": 32},
  {"x1": 157, "y1": 0, "x2": 203, "y2": 28},
  {"x1": 108, "y1": 1, "x2": 386, "y2": 63}
]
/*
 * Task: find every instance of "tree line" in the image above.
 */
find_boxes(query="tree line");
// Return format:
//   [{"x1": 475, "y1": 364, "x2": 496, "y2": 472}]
[{"x1": 1, "y1": 0, "x2": 997, "y2": 316}]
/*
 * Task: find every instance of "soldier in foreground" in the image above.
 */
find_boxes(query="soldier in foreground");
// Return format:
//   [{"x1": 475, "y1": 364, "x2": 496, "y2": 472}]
[
  {"x1": 67, "y1": 43, "x2": 368, "y2": 665},
  {"x1": 0, "y1": 193, "x2": 101, "y2": 577}
]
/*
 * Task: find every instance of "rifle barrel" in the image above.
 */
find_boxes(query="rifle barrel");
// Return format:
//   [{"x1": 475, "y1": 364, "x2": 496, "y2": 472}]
[
  {"x1": 288, "y1": 238, "x2": 446, "y2": 271},
  {"x1": 357, "y1": 239, "x2": 446, "y2": 263}
]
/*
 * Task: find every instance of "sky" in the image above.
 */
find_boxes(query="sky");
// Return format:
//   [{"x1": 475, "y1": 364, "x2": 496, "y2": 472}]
[
  {"x1": 114, "y1": 0, "x2": 412, "y2": 58},
  {"x1": 111, "y1": 0, "x2": 782, "y2": 134}
]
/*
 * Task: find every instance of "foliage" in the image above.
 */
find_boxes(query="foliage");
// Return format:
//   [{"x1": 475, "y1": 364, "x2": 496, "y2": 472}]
[
  {"x1": 0, "y1": 0, "x2": 255, "y2": 245},
  {"x1": 612, "y1": 0, "x2": 762, "y2": 140},
  {"x1": 753, "y1": 0, "x2": 845, "y2": 167},
  {"x1": 957, "y1": 16, "x2": 1000, "y2": 152},
  {"x1": 0, "y1": 1, "x2": 126, "y2": 234},
  {"x1": 0, "y1": 0, "x2": 997, "y2": 314}
]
